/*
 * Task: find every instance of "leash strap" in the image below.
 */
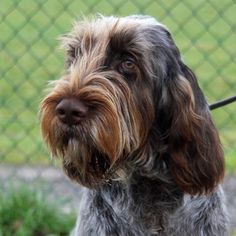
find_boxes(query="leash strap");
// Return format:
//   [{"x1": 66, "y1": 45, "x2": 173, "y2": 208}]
[{"x1": 209, "y1": 95, "x2": 236, "y2": 110}]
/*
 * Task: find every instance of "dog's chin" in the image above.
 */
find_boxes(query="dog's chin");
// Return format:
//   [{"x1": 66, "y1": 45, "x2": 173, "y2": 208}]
[
  {"x1": 53, "y1": 134, "x2": 112, "y2": 188},
  {"x1": 63, "y1": 162, "x2": 109, "y2": 188}
]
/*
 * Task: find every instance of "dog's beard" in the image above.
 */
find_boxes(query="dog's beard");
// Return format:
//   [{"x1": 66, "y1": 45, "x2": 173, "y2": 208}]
[
  {"x1": 54, "y1": 115, "x2": 126, "y2": 187},
  {"x1": 61, "y1": 134, "x2": 111, "y2": 188}
]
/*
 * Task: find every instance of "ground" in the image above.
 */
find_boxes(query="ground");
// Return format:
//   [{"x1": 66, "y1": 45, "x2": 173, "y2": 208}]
[{"x1": 1, "y1": 165, "x2": 236, "y2": 235}]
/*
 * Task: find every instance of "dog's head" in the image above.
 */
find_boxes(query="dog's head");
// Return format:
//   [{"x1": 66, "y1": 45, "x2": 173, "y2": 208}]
[{"x1": 40, "y1": 15, "x2": 224, "y2": 194}]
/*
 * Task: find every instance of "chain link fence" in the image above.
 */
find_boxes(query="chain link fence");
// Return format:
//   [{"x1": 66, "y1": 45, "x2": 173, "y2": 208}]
[{"x1": 1, "y1": 1, "x2": 235, "y2": 178}]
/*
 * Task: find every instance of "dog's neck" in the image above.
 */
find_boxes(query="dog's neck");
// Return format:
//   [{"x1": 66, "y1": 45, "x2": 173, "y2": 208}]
[{"x1": 86, "y1": 169, "x2": 183, "y2": 234}]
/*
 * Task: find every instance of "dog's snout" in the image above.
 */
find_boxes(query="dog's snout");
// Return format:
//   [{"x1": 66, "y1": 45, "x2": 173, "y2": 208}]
[{"x1": 55, "y1": 98, "x2": 88, "y2": 125}]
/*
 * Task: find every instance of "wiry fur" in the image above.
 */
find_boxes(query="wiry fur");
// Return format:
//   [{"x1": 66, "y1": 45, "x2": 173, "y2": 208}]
[{"x1": 40, "y1": 15, "x2": 228, "y2": 235}]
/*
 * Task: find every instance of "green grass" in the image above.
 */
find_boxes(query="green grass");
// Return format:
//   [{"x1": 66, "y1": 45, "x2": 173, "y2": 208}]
[
  {"x1": 0, "y1": 185, "x2": 76, "y2": 236},
  {"x1": 231, "y1": 230, "x2": 236, "y2": 236},
  {"x1": 0, "y1": 0, "x2": 235, "y2": 169}
]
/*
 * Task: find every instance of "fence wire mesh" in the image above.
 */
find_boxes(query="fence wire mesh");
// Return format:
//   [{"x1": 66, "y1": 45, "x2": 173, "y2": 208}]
[{"x1": 1, "y1": 1, "x2": 235, "y2": 174}]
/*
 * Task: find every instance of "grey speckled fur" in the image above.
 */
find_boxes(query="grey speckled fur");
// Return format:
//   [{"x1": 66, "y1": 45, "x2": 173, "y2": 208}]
[{"x1": 71, "y1": 175, "x2": 228, "y2": 236}]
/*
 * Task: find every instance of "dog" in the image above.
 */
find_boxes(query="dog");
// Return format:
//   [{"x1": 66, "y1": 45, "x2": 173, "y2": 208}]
[{"x1": 40, "y1": 15, "x2": 228, "y2": 236}]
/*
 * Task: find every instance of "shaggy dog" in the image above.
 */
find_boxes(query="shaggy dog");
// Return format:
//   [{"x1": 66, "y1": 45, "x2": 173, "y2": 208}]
[{"x1": 40, "y1": 15, "x2": 228, "y2": 235}]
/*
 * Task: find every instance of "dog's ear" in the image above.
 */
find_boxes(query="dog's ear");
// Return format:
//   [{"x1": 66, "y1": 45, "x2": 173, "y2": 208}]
[
  {"x1": 166, "y1": 68, "x2": 224, "y2": 195},
  {"x1": 154, "y1": 27, "x2": 225, "y2": 195}
]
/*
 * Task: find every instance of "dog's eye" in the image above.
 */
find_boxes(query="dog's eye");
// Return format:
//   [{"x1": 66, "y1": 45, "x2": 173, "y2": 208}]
[{"x1": 121, "y1": 60, "x2": 135, "y2": 70}]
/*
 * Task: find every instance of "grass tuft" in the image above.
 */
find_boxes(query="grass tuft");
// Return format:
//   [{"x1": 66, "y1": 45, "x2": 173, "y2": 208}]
[{"x1": 0, "y1": 185, "x2": 76, "y2": 236}]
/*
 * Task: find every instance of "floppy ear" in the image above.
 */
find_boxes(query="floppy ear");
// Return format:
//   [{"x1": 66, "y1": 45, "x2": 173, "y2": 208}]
[
  {"x1": 150, "y1": 25, "x2": 224, "y2": 195},
  {"x1": 163, "y1": 63, "x2": 225, "y2": 195}
]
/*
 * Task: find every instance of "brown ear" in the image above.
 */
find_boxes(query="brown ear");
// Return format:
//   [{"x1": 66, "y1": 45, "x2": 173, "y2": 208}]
[{"x1": 166, "y1": 70, "x2": 224, "y2": 195}]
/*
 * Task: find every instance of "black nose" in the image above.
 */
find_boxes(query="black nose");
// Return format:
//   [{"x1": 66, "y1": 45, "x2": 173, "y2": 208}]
[{"x1": 55, "y1": 98, "x2": 88, "y2": 125}]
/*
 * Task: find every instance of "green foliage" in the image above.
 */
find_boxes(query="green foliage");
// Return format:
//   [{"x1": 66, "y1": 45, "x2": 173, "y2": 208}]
[{"x1": 0, "y1": 185, "x2": 76, "y2": 236}]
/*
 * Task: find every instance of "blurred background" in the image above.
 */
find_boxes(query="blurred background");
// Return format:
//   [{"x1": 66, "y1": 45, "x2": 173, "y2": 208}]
[{"x1": 1, "y1": 0, "x2": 235, "y2": 235}]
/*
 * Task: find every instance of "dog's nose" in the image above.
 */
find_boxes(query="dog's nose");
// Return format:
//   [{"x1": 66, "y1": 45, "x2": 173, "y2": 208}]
[{"x1": 55, "y1": 98, "x2": 88, "y2": 125}]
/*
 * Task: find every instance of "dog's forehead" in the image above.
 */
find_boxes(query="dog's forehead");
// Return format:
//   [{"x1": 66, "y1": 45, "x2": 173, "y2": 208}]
[{"x1": 71, "y1": 15, "x2": 168, "y2": 43}]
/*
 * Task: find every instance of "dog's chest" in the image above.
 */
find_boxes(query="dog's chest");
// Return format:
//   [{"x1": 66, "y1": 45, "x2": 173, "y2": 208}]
[{"x1": 82, "y1": 176, "x2": 183, "y2": 235}]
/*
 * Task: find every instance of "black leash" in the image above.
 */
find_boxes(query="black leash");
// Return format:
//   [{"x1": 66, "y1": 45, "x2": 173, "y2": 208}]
[{"x1": 209, "y1": 95, "x2": 236, "y2": 110}]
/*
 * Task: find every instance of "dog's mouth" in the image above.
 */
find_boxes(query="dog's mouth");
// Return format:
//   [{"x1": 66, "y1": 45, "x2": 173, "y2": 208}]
[
  {"x1": 54, "y1": 118, "x2": 88, "y2": 142},
  {"x1": 62, "y1": 127, "x2": 79, "y2": 144}
]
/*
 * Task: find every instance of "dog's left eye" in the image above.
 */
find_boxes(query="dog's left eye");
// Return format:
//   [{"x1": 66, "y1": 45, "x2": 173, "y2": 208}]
[
  {"x1": 122, "y1": 60, "x2": 135, "y2": 68},
  {"x1": 120, "y1": 59, "x2": 135, "y2": 70}
]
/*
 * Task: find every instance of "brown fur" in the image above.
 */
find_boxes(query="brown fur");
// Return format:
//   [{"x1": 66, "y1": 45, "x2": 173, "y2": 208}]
[{"x1": 167, "y1": 75, "x2": 224, "y2": 194}]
